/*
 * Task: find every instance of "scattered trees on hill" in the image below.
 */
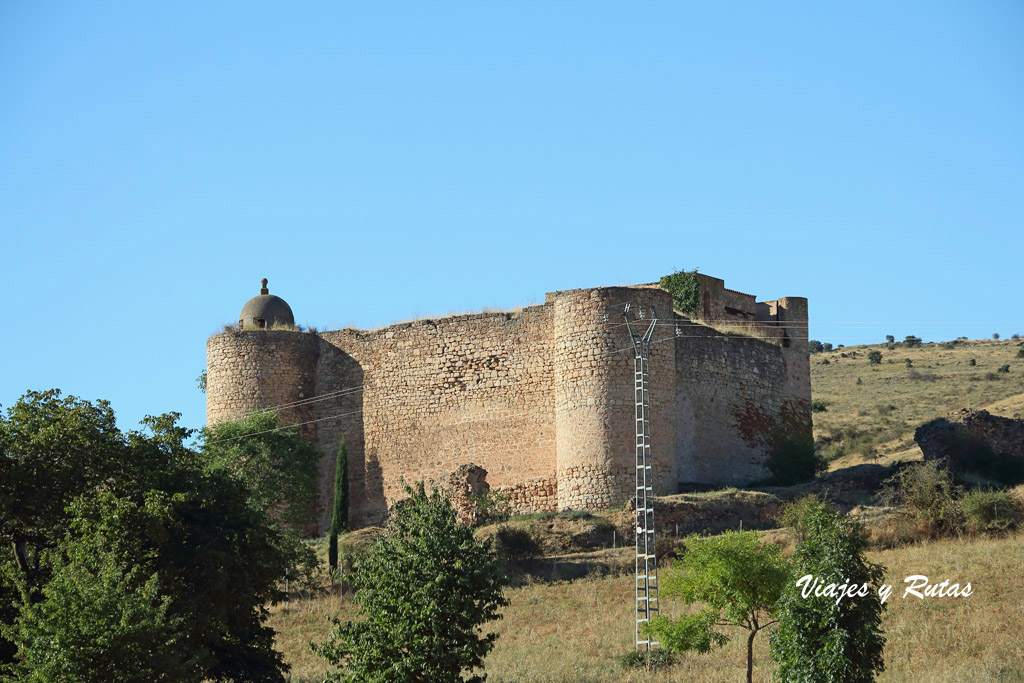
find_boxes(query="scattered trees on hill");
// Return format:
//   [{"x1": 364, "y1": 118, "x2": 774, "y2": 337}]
[
  {"x1": 314, "y1": 482, "x2": 509, "y2": 682},
  {"x1": 903, "y1": 335, "x2": 922, "y2": 348},
  {"x1": 648, "y1": 531, "x2": 791, "y2": 683},
  {"x1": 0, "y1": 389, "x2": 316, "y2": 682}
]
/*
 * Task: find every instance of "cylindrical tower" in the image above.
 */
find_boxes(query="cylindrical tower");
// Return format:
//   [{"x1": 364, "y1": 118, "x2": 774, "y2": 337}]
[
  {"x1": 552, "y1": 286, "x2": 676, "y2": 511},
  {"x1": 206, "y1": 330, "x2": 319, "y2": 429},
  {"x1": 206, "y1": 280, "x2": 318, "y2": 431}
]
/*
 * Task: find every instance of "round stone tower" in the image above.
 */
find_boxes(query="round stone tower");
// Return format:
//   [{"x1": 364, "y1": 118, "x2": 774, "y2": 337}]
[
  {"x1": 551, "y1": 286, "x2": 677, "y2": 511},
  {"x1": 206, "y1": 280, "x2": 317, "y2": 428}
]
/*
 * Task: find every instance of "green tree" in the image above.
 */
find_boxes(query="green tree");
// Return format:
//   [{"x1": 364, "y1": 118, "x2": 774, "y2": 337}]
[
  {"x1": 648, "y1": 531, "x2": 791, "y2": 683},
  {"x1": 770, "y1": 497, "x2": 886, "y2": 682},
  {"x1": 808, "y1": 340, "x2": 824, "y2": 354},
  {"x1": 329, "y1": 437, "x2": 349, "y2": 571},
  {"x1": 1, "y1": 390, "x2": 307, "y2": 681},
  {"x1": 5, "y1": 511, "x2": 187, "y2": 682},
  {"x1": 867, "y1": 350, "x2": 883, "y2": 365},
  {"x1": 203, "y1": 411, "x2": 320, "y2": 529},
  {"x1": 314, "y1": 482, "x2": 509, "y2": 682}
]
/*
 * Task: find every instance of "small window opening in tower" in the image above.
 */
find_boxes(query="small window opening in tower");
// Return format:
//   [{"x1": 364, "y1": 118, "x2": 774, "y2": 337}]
[{"x1": 255, "y1": 318, "x2": 266, "y2": 329}]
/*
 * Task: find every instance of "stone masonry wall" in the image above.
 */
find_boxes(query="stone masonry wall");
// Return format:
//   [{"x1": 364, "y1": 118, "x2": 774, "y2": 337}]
[
  {"x1": 674, "y1": 318, "x2": 804, "y2": 485},
  {"x1": 316, "y1": 305, "x2": 557, "y2": 528},
  {"x1": 207, "y1": 279, "x2": 809, "y2": 532}
]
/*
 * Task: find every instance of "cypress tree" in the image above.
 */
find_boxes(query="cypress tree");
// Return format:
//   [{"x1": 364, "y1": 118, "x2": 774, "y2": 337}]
[{"x1": 328, "y1": 437, "x2": 348, "y2": 572}]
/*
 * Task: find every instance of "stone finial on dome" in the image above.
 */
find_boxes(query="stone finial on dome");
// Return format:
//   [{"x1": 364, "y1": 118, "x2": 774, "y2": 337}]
[{"x1": 239, "y1": 278, "x2": 295, "y2": 330}]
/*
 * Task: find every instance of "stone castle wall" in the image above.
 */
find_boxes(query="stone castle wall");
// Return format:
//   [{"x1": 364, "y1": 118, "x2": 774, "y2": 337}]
[{"x1": 206, "y1": 280, "x2": 810, "y2": 532}]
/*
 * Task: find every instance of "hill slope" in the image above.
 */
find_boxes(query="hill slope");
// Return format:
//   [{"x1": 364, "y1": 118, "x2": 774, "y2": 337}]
[{"x1": 810, "y1": 338, "x2": 1024, "y2": 467}]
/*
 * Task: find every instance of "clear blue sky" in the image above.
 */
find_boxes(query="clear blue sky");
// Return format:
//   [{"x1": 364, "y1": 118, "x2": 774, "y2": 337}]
[{"x1": 3, "y1": 2, "x2": 1022, "y2": 434}]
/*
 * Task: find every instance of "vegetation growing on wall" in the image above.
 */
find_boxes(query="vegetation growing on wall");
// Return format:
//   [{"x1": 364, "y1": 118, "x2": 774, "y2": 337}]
[
  {"x1": 659, "y1": 268, "x2": 701, "y2": 317},
  {"x1": 733, "y1": 398, "x2": 822, "y2": 485}
]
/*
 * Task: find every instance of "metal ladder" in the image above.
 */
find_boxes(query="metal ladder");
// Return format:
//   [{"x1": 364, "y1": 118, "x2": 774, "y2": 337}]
[{"x1": 625, "y1": 304, "x2": 659, "y2": 651}]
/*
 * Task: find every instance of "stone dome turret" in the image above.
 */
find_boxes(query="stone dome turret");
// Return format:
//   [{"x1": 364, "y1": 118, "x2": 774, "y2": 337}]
[{"x1": 239, "y1": 278, "x2": 295, "y2": 330}]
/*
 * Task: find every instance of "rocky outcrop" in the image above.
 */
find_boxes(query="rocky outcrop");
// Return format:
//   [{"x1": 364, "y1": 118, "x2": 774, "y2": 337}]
[{"x1": 915, "y1": 409, "x2": 1024, "y2": 484}]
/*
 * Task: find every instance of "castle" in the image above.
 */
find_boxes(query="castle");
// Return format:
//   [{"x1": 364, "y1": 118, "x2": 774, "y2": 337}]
[{"x1": 206, "y1": 276, "x2": 811, "y2": 532}]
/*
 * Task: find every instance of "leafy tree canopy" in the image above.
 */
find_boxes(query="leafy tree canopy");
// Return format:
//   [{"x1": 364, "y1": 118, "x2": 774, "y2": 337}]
[
  {"x1": 202, "y1": 411, "x2": 320, "y2": 529},
  {"x1": 314, "y1": 482, "x2": 509, "y2": 682},
  {"x1": 0, "y1": 389, "x2": 313, "y2": 682},
  {"x1": 648, "y1": 530, "x2": 791, "y2": 683},
  {"x1": 770, "y1": 496, "x2": 886, "y2": 683}
]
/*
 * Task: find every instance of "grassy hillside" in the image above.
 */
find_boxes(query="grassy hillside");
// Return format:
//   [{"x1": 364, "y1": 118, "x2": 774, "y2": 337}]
[
  {"x1": 270, "y1": 336, "x2": 1024, "y2": 681},
  {"x1": 272, "y1": 532, "x2": 1024, "y2": 682},
  {"x1": 810, "y1": 337, "x2": 1024, "y2": 467}
]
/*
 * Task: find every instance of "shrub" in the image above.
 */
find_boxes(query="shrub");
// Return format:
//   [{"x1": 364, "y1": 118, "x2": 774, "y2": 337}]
[
  {"x1": 492, "y1": 525, "x2": 542, "y2": 562},
  {"x1": 998, "y1": 364, "x2": 1011, "y2": 373},
  {"x1": 811, "y1": 400, "x2": 829, "y2": 413},
  {"x1": 471, "y1": 490, "x2": 512, "y2": 526},
  {"x1": 823, "y1": 342, "x2": 833, "y2": 352},
  {"x1": 659, "y1": 268, "x2": 700, "y2": 317},
  {"x1": 877, "y1": 461, "x2": 962, "y2": 536},
  {"x1": 867, "y1": 350, "x2": 883, "y2": 365},
  {"x1": 619, "y1": 648, "x2": 678, "y2": 670},
  {"x1": 969, "y1": 358, "x2": 977, "y2": 366},
  {"x1": 993, "y1": 333, "x2": 1000, "y2": 340},
  {"x1": 885, "y1": 335, "x2": 895, "y2": 344},
  {"x1": 960, "y1": 489, "x2": 1023, "y2": 533},
  {"x1": 809, "y1": 340, "x2": 824, "y2": 354},
  {"x1": 1017, "y1": 348, "x2": 1024, "y2": 358},
  {"x1": 904, "y1": 335, "x2": 922, "y2": 347}
]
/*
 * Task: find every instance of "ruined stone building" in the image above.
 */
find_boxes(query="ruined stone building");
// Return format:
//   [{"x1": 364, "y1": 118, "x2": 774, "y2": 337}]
[{"x1": 206, "y1": 275, "x2": 810, "y2": 532}]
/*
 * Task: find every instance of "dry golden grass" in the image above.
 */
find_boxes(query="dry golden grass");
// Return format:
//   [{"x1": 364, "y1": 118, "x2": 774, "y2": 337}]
[
  {"x1": 704, "y1": 320, "x2": 780, "y2": 343},
  {"x1": 267, "y1": 336, "x2": 1024, "y2": 681},
  {"x1": 270, "y1": 532, "x2": 1024, "y2": 682},
  {"x1": 811, "y1": 339, "x2": 1024, "y2": 465}
]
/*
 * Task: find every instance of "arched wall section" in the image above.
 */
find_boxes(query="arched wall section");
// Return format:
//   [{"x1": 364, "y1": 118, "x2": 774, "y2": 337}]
[{"x1": 552, "y1": 287, "x2": 676, "y2": 510}]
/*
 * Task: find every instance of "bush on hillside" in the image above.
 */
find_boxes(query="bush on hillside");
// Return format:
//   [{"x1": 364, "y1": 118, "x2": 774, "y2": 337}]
[{"x1": 960, "y1": 489, "x2": 1023, "y2": 533}]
